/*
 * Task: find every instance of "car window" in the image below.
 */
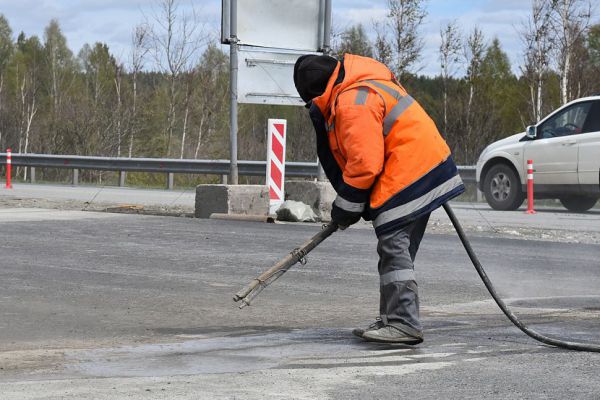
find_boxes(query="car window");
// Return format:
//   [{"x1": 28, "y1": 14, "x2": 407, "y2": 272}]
[
  {"x1": 581, "y1": 101, "x2": 600, "y2": 133},
  {"x1": 538, "y1": 102, "x2": 592, "y2": 139}
]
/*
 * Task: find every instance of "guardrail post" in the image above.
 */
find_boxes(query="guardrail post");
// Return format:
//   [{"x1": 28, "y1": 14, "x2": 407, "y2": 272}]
[
  {"x1": 317, "y1": 160, "x2": 326, "y2": 182},
  {"x1": 72, "y1": 169, "x2": 79, "y2": 186},
  {"x1": 119, "y1": 171, "x2": 126, "y2": 187},
  {"x1": 221, "y1": 174, "x2": 228, "y2": 185},
  {"x1": 167, "y1": 173, "x2": 174, "y2": 190},
  {"x1": 30, "y1": 167, "x2": 36, "y2": 183}
]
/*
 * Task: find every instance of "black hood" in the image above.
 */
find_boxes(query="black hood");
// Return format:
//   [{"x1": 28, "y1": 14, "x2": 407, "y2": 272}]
[{"x1": 293, "y1": 54, "x2": 338, "y2": 103}]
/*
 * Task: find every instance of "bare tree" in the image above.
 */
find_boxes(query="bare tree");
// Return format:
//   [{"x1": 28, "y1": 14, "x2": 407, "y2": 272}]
[
  {"x1": 13, "y1": 57, "x2": 39, "y2": 180},
  {"x1": 460, "y1": 27, "x2": 487, "y2": 163},
  {"x1": 129, "y1": 24, "x2": 149, "y2": 158},
  {"x1": 179, "y1": 68, "x2": 197, "y2": 159},
  {"x1": 439, "y1": 20, "x2": 461, "y2": 133},
  {"x1": 114, "y1": 64, "x2": 124, "y2": 157},
  {"x1": 148, "y1": 0, "x2": 205, "y2": 157},
  {"x1": 379, "y1": 0, "x2": 428, "y2": 77},
  {"x1": 194, "y1": 43, "x2": 228, "y2": 159},
  {"x1": 551, "y1": 0, "x2": 592, "y2": 104},
  {"x1": 520, "y1": 0, "x2": 555, "y2": 121},
  {"x1": 373, "y1": 21, "x2": 393, "y2": 66}
]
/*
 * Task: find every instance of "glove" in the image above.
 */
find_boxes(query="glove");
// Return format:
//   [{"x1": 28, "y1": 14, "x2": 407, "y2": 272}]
[{"x1": 331, "y1": 196, "x2": 363, "y2": 230}]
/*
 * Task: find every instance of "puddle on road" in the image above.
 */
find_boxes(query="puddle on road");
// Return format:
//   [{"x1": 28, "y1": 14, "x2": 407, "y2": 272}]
[
  {"x1": 63, "y1": 298, "x2": 600, "y2": 379},
  {"x1": 65, "y1": 327, "x2": 481, "y2": 379},
  {"x1": 66, "y1": 329, "x2": 378, "y2": 378}
]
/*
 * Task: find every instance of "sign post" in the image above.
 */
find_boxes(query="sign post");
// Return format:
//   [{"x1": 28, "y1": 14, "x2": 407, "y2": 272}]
[
  {"x1": 229, "y1": 0, "x2": 239, "y2": 184},
  {"x1": 266, "y1": 120, "x2": 287, "y2": 214},
  {"x1": 222, "y1": 0, "x2": 332, "y2": 186}
]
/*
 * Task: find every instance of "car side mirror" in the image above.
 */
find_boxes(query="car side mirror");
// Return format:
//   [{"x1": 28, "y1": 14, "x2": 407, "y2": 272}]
[{"x1": 526, "y1": 125, "x2": 537, "y2": 139}]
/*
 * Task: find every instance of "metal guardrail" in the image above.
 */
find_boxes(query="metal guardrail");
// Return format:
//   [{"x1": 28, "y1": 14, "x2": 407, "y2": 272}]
[{"x1": 0, "y1": 153, "x2": 475, "y2": 188}]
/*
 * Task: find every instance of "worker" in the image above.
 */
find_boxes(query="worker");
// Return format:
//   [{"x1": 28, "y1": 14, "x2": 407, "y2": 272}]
[{"x1": 293, "y1": 54, "x2": 465, "y2": 344}]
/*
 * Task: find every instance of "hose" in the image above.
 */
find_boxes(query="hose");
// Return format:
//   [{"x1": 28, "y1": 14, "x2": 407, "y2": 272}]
[{"x1": 443, "y1": 203, "x2": 600, "y2": 353}]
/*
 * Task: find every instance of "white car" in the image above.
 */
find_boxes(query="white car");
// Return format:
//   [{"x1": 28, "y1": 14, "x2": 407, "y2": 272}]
[{"x1": 476, "y1": 95, "x2": 600, "y2": 212}]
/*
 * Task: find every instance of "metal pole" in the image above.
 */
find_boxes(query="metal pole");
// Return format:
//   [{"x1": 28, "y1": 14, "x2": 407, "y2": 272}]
[
  {"x1": 323, "y1": 0, "x2": 332, "y2": 53},
  {"x1": 229, "y1": 0, "x2": 239, "y2": 185},
  {"x1": 316, "y1": 0, "x2": 332, "y2": 182}
]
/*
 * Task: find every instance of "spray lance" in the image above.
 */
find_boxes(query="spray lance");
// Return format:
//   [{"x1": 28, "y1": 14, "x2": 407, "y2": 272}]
[
  {"x1": 234, "y1": 204, "x2": 600, "y2": 353},
  {"x1": 233, "y1": 222, "x2": 339, "y2": 308}
]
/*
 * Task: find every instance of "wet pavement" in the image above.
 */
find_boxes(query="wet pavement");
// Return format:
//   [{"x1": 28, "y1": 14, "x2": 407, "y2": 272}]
[{"x1": 0, "y1": 209, "x2": 599, "y2": 399}]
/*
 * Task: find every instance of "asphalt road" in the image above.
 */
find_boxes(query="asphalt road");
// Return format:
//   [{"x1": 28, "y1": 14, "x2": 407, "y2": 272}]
[
  {"x1": 0, "y1": 208, "x2": 599, "y2": 399},
  {"x1": 1, "y1": 183, "x2": 196, "y2": 210}
]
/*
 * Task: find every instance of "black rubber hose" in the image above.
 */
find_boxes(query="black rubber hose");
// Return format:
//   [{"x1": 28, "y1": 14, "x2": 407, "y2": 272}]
[{"x1": 443, "y1": 203, "x2": 600, "y2": 352}]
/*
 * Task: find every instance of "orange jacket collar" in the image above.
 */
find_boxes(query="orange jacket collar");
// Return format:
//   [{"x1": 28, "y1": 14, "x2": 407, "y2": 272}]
[{"x1": 312, "y1": 54, "x2": 395, "y2": 120}]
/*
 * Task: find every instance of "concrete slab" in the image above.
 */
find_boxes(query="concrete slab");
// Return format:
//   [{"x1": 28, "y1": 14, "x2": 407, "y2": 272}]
[
  {"x1": 285, "y1": 180, "x2": 336, "y2": 220},
  {"x1": 194, "y1": 184, "x2": 269, "y2": 218}
]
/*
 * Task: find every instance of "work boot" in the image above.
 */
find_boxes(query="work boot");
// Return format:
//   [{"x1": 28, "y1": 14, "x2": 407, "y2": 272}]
[
  {"x1": 361, "y1": 324, "x2": 423, "y2": 345},
  {"x1": 352, "y1": 318, "x2": 384, "y2": 338}
]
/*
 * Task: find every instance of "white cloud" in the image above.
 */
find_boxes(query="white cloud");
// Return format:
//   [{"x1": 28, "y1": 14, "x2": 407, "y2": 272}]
[{"x1": 0, "y1": 0, "x2": 594, "y2": 76}]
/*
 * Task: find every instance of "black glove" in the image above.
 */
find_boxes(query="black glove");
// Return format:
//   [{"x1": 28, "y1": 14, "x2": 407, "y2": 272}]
[{"x1": 331, "y1": 197, "x2": 363, "y2": 230}]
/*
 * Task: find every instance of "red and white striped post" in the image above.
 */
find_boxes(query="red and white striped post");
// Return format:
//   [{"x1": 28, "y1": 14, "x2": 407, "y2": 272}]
[
  {"x1": 5, "y1": 148, "x2": 12, "y2": 189},
  {"x1": 266, "y1": 119, "x2": 287, "y2": 214},
  {"x1": 526, "y1": 159, "x2": 535, "y2": 214}
]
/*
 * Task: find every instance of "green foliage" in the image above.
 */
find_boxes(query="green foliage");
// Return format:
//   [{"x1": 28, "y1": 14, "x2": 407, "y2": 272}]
[
  {"x1": 0, "y1": 14, "x2": 13, "y2": 72},
  {"x1": 337, "y1": 24, "x2": 373, "y2": 58},
  {"x1": 0, "y1": 14, "x2": 599, "y2": 187},
  {"x1": 589, "y1": 24, "x2": 600, "y2": 66}
]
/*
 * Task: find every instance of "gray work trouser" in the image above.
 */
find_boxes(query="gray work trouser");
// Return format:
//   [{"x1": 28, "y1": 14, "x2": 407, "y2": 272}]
[{"x1": 377, "y1": 213, "x2": 430, "y2": 336}]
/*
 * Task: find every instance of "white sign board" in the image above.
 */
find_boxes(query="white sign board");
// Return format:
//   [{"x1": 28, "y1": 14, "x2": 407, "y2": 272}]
[
  {"x1": 237, "y1": 47, "x2": 320, "y2": 106},
  {"x1": 222, "y1": 0, "x2": 326, "y2": 52}
]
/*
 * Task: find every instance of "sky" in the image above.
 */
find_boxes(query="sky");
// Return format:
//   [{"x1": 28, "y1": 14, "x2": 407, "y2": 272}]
[{"x1": 0, "y1": 0, "x2": 596, "y2": 76}]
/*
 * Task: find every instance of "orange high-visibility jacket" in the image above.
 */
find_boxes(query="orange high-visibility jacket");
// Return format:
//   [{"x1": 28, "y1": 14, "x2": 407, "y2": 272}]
[{"x1": 309, "y1": 54, "x2": 465, "y2": 236}]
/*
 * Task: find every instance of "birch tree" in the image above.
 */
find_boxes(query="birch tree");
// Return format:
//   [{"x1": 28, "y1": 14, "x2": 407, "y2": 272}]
[
  {"x1": 337, "y1": 24, "x2": 373, "y2": 57},
  {"x1": 439, "y1": 20, "x2": 461, "y2": 134},
  {"x1": 551, "y1": 0, "x2": 592, "y2": 104},
  {"x1": 9, "y1": 34, "x2": 42, "y2": 179},
  {"x1": 463, "y1": 27, "x2": 486, "y2": 144},
  {"x1": 373, "y1": 22, "x2": 393, "y2": 66},
  {"x1": 79, "y1": 43, "x2": 117, "y2": 155},
  {"x1": 193, "y1": 43, "x2": 228, "y2": 159},
  {"x1": 114, "y1": 63, "x2": 124, "y2": 157},
  {"x1": 128, "y1": 24, "x2": 149, "y2": 158},
  {"x1": 43, "y1": 20, "x2": 75, "y2": 152},
  {"x1": 148, "y1": 0, "x2": 204, "y2": 157},
  {"x1": 520, "y1": 0, "x2": 555, "y2": 121},
  {"x1": 380, "y1": 0, "x2": 428, "y2": 77}
]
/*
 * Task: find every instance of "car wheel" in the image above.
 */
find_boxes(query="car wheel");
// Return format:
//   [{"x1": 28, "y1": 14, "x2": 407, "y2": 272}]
[
  {"x1": 559, "y1": 196, "x2": 598, "y2": 212},
  {"x1": 483, "y1": 164, "x2": 525, "y2": 211}
]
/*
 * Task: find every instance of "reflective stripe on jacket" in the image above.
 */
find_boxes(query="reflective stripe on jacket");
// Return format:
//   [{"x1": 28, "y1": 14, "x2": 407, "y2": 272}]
[{"x1": 309, "y1": 54, "x2": 465, "y2": 236}]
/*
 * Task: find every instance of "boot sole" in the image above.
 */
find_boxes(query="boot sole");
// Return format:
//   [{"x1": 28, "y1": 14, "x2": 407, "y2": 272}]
[{"x1": 361, "y1": 334, "x2": 423, "y2": 345}]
